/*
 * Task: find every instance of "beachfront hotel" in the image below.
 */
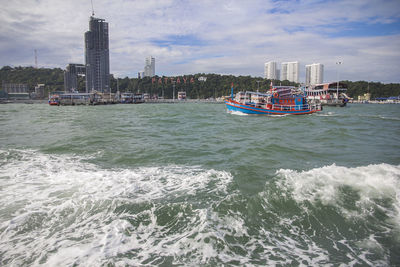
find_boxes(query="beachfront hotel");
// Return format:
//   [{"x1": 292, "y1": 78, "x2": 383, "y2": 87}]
[
  {"x1": 281, "y1": 61, "x2": 299, "y2": 83},
  {"x1": 305, "y1": 63, "x2": 324, "y2": 85},
  {"x1": 264, "y1": 61, "x2": 278, "y2": 80}
]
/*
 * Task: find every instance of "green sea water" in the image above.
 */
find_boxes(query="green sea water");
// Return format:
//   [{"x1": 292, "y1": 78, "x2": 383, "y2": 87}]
[{"x1": 0, "y1": 102, "x2": 399, "y2": 266}]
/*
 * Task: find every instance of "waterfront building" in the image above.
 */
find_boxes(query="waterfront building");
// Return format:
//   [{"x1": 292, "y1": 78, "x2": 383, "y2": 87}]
[
  {"x1": 281, "y1": 61, "x2": 299, "y2": 83},
  {"x1": 358, "y1": 93, "x2": 371, "y2": 102},
  {"x1": 64, "y1": 64, "x2": 85, "y2": 92},
  {"x1": 85, "y1": 16, "x2": 110, "y2": 93},
  {"x1": 144, "y1": 56, "x2": 155, "y2": 77},
  {"x1": 34, "y1": 84, "x2": 45, "y2": 99},
  {"x1": 305, "y1": 63, "x2": 324, "y2": 85},
  {"x1": 264, "y1": 61, "x2": 277, "y2": 80},
  {"x1": 1, "y1": 82, "x2": 29, "y2": 93}
]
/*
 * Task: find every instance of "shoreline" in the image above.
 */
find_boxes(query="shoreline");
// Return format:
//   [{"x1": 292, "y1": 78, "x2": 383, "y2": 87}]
[{"x1": 1, "y1": 99, "x2": 399, "y2": 105}]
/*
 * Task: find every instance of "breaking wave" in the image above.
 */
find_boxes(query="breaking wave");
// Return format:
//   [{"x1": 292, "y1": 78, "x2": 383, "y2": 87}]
[{"x1": 1, "y1": 150, "x2": 399, "y2": 266}]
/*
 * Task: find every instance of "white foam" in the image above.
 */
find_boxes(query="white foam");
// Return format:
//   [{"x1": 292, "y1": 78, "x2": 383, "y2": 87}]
[
  {"x1": 1, "y1": 150, "x2": 398, "y2": 266},
  {"x1": 227, "y1": 110, "x2": 248, "y2": 116},
  {"x1": 0, "y1": 149, "x2": 234, "y2": 266},
  {"x1": 248, "y1": 163, "x2": 400, "y2": 266},
  {"x1": 316, "y1": 111, "x2": 336, "y2": 117},
  {"x1": 275, "y1": 163, "x2": 400, "y2": 246},
  {"x1": 276, "y1": 164, "x2": 400, "y2": 211}
]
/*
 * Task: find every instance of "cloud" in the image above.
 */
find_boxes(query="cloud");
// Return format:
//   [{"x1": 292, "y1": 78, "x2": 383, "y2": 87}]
[{"x1": 0, "y1": 0, "x2": 399, "y2": 82}]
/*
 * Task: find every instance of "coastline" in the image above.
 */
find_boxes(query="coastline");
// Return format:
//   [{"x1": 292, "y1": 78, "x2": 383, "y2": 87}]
[{"x1": 1, "y1": 99, "x2": 399, "y2": 105}]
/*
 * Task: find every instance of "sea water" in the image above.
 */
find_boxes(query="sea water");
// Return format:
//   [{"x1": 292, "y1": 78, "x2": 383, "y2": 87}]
[{"x1": 0, "y1": 103, "x2": 399, "y2": 266}]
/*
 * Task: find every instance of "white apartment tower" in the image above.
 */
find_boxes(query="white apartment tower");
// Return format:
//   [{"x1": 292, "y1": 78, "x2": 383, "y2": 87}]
[
  {"x1": 264, "y1": 61, "x2": 277, "y2": 79},
  {"x1": 281, "y1": 63, "x2": 288, "y2": 81},
  {"x1": 305, "y1": 63, "x2": 324, "y2": 85},
  {"x1": 144, "y1": 56, "x2": 155, "y2": 77},
  {"x1": 281, "y1": 61, "x2": 299, "y2": 83}
]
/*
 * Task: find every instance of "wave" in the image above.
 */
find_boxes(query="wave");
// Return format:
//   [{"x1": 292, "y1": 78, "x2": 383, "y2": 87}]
[
  {"x1": 275, "y1": 164, "x2": 400, "y2": 214},
  {"x1": 1, "y1": 150, "x2": 399, "y2": 266},
  {"x1": 255, "y1": 163, "x2": 400, "y2": 266}
]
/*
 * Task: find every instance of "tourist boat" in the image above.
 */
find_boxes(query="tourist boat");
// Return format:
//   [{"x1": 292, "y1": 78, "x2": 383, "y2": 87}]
[
  {"x1": 48, "y1": 94, "x2": 60, "y2": 106},
  {"x1": 120, "y1": 93, "x2": 133, "y2": 104},
  {"x1": 304, "y1": 82, "x2": 350, "y2": 107},
  {"x1": 225, "y1": 84, "x2": 321, "y2": 115}
]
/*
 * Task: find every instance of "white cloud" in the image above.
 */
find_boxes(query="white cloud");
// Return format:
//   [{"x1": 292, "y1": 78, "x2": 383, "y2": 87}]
[{"x1": 0, "y1": 0, "x2": 399, "y2": 82}]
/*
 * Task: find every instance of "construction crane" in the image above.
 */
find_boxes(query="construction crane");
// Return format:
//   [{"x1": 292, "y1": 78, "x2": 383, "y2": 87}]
[
  {"x1": 91, "y1": 0, "x2": 95, "y2": 16},
  {"x1": 34, "y1": 49, "x2": 38, "y2": 68}
]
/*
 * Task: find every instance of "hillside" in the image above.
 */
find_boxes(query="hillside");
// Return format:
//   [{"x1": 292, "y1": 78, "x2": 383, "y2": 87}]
[{"x1": 1, "y1": 66, "x2": 399, "y2": 99}]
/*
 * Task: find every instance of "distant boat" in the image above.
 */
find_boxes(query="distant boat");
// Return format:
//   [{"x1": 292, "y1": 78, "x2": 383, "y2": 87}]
[
  {"x1": 120, "y1": 93, "x2": 133, "y2": 104},
  {"x1": 133, "y1": 93, "x2": 144, "y2": 104},
  {"x1": 304, "y1": 82, "x2": 349, "y2": 107},
  {"x1": 48, "y1": 94, "x2": 60, "y2": 106},
  {"x1": 225, "y1": 84, "x2": 321, "y2": 115}
]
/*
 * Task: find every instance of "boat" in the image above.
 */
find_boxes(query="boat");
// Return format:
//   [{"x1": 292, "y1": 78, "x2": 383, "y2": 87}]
[
  {"x1": 225, "y1": 84, "x2": 321, "y2": 115},
  {"x1": 120, "y1": 93, "x2": 133, "y2": 104},
  {"x1": 133, "y1": 93, "x2": 144, "y2": 104},
  {"x1": 48, "y1": 94, "x2": 60, "y2": 106},
  {"x1": 48, "y1": 91, "x2": 111, "y2": 105},
  {"x1": 304, "y1": 82, "x2": 350, "y2": 107}
]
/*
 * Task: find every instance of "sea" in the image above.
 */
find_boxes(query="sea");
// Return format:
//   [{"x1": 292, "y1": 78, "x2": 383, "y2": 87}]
[{"x1": 0, "y1": 102, "x2": 399, "y2": 266}]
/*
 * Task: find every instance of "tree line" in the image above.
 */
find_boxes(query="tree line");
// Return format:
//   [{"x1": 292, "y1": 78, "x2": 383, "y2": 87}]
[{"x1": 1, "y1": 66, "x2": 399, "y2": 99}]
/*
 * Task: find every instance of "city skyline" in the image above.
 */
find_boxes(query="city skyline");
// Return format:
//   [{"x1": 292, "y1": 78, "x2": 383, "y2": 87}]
[{"x1": 0, "y1": 0, "x2": 400, "y2": 83}]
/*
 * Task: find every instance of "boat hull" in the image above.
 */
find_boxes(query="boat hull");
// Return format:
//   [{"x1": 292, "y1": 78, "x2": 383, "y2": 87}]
[{"x1": 225, "y1": 100, "x2": 317, "y2": 115}]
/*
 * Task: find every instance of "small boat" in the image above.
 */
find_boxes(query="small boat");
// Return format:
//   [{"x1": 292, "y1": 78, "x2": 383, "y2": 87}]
[
  {"x1": 304, "y1": 82, "x2": 349, "y2": 107},
  {"x1": 48, "y1": 94, "x2": 60, "y2": 106},
  {"x1": 133, "y1": 93, "x2": 144, "y2": 104},
  {"x1": 225, "y1": 84, "x2": 321, "y2": 115},
  {"x1": 120, "y1": 93, "x2": 134, "y2": 104}
]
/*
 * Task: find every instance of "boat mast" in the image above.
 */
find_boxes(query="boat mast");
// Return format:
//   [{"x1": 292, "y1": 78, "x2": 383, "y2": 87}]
[{"x1": 231, "y1": 83, "x2": 234, "y2": 100}]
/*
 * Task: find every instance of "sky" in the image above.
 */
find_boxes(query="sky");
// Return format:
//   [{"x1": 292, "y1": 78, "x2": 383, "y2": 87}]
[{"x1": 1, "y1": 0, "x2": 400, "y2": 83}]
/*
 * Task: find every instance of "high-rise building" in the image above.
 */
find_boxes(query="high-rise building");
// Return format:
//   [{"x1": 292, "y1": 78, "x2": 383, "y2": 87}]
[
  {"x1": 144, "y1": 56, "x2": 155, "y2": 77},
  {"x1": 264, "y1": 61, "x2": 277, "y2": 79},
  {"x1": 64, "y1": 63, "x2": 85, "y2": 92},
  {"x1": 1, "y1": 82, "x2": 28, "y2": 93},
  {"x1": 281, "y1": 61, "x2": 299, "y2": 83},
  {"x1": 281, "y1": 62, "x2": 288, "y2": 81},
  {"x1": 305, "y1": 63, "x2": 324, "y2": 85},
  {"x1": 85, "y1": 16, "x2": 110, "y2": 93}
]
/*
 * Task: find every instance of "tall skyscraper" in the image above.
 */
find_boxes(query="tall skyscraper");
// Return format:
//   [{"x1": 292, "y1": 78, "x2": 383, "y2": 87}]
[
  {"x1": 305, "y1": 63, "x2": 324, "y2": 85},
  {"x1": 144, "y1": 56, "x2": 155, "y2": 77},
  {"x1": 264, "y1": 61, "x2": 277, "y2": 79},
  {"x1": 85, "y1": 16, "x2": 110, "y2": 93},
  {"x1": 281, "y1": 61, "x2": 299, "y2": 83}
]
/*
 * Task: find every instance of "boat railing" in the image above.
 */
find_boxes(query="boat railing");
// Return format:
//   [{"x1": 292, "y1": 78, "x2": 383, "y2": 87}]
[
  {"x1": 271, "y1": 104, "x2": 308, "y2": 111},
  {"x1": 271, "y1": 102, "x2": 321, "y2": 111}
]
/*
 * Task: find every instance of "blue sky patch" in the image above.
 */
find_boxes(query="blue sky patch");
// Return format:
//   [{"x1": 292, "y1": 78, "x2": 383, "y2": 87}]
[
  {"x1": 326, "y1": 20, "x2": 400, "y2": 38},
  {"x1": 151, "y1": 34, "x2": 206, "y2": 47}
]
